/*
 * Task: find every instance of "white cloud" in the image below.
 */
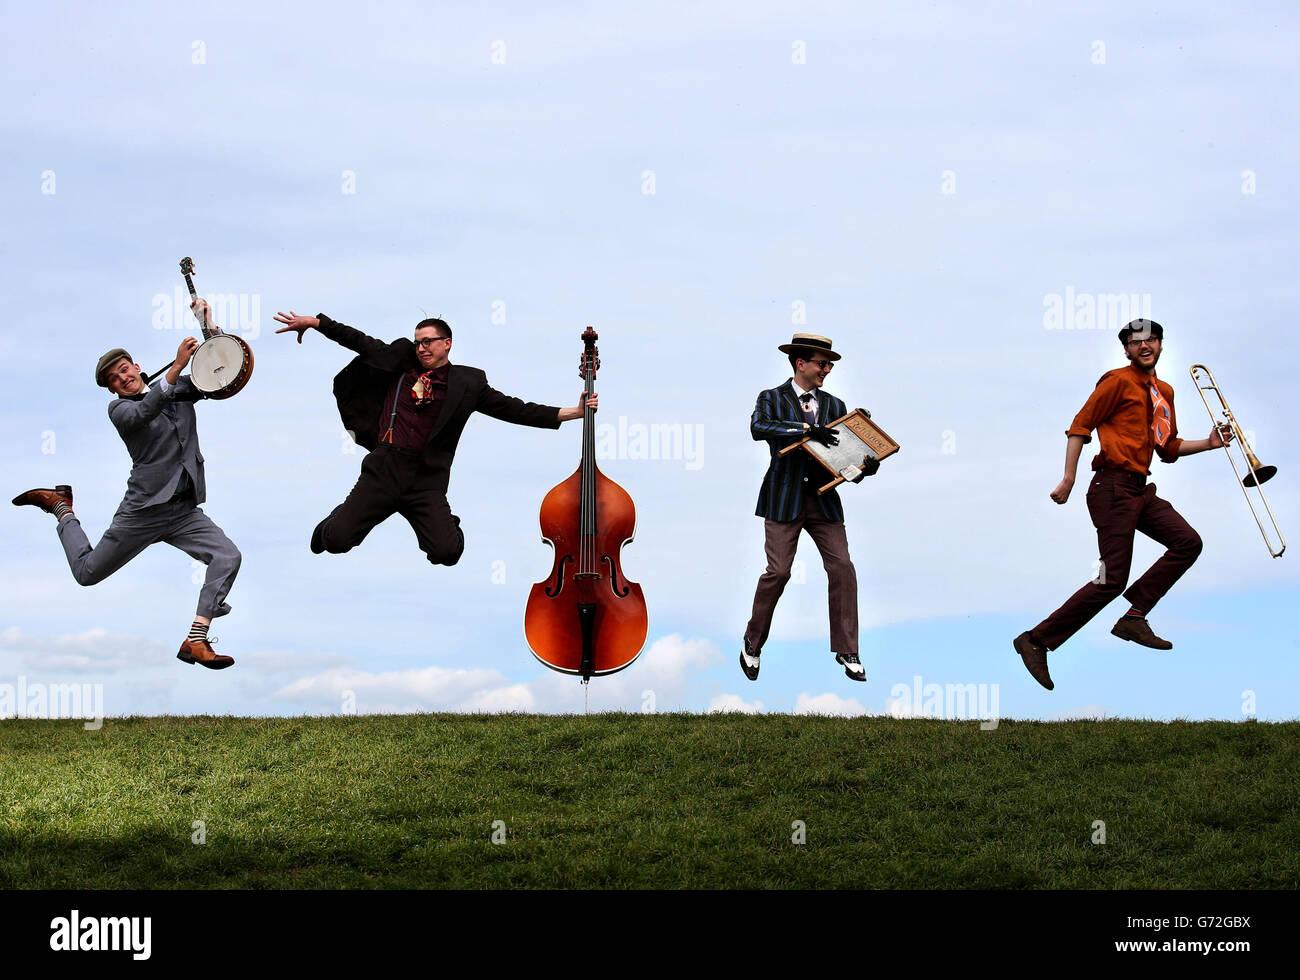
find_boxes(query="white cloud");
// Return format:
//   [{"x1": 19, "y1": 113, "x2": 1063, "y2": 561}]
[
  {"x1": 794, "y1": 692, "x2": 869, "y2": 717},
  {"x1": 708, "y1": 693, "x2": 764, "y2": 714},
  {"x1": 524, "y1": 633, "x2": 723, "y2": 712},
  {"x1": 0, "y1": 626, "x2": 167, "y2": 672},
  {"x1": 1052, "y1": 704, "x2": 1109, "y2": 721},
  {"x1": 272, "y1": 665, "x2": 528, "y2": 714},
  {"x1": 885, "y1": 696, "x2": 940, "y2": 719},
  {"x1": 242, "y1": 649, "x2": 354, "y2": 674},
  {"x1": 460, "y1": 683, "x2": 535, "y2": 713}
]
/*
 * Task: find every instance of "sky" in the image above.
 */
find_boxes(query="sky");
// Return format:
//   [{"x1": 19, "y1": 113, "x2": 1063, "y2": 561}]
[{"x1": 1, "y1": 1, "x2": 1297, "y2": 723}]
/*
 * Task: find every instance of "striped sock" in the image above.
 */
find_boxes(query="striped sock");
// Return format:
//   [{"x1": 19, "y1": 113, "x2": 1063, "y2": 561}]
[
  {"x1": 53, "y1": 501, "x2": 73, "y2": 521},
  {"x1": 187, "y1": 621, "x2": 209, "y2": 644},
  {"x1": 1124, "y1": 607, "x2": 1145, "y2": 619}
]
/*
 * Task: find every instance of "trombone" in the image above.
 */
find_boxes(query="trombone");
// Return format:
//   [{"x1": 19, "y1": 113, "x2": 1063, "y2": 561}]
[{"x1": 1189, "y1": 364, "x2": 1285, "y2": 558}]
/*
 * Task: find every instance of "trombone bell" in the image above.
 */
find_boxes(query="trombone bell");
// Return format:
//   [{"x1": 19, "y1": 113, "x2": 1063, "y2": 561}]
[{"x1": 1243, "y1": 458, "x2": 1276, "y2": 488}]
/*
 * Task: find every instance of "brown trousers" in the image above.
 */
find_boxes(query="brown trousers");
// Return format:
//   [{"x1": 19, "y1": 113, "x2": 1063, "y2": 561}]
[
  {"x1": 746, "y1": 494, "x2": 858, "y2": 655},
  {"x1": 1033, "y1": 468, "x2": 1202, "y2": 650}
]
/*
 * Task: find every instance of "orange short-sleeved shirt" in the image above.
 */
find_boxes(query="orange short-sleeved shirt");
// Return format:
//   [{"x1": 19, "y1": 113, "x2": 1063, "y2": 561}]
[{"x1": 1066, "y1": 364, "x2": 1183, "y2": 475}]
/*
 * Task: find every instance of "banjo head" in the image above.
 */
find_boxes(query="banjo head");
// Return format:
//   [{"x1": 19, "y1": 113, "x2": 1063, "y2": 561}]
[{"x1": 191, "y1": 334, "x2": 252, "y2": 396}]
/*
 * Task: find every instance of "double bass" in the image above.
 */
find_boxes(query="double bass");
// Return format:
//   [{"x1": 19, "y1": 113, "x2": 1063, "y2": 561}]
[{"x1": 525, "y1": 327, "x2": 647, "y2": 681}]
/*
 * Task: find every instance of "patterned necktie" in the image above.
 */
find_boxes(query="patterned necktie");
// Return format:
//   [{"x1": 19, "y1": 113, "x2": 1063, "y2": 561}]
[
  {"x1": 800, "y1": 393, "x2": 817, "y2": 425},
  {"x1": 1149, "y1": 383, "x2": 1171, "y2": 447},
  {"x1": 411, "y1": 371, "x2": 436, "y2": 404}
]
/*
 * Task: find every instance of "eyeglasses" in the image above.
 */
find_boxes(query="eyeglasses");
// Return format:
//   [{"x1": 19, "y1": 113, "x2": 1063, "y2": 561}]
[
  {"x1": 1124, "y1": 338, "x2": 1159, "y2": 348},
  {"x1": 802, "y1": 358, "x2": 834, "y2": 370},
  {"x1": 414, "y1": 336, "x2": 449, "y2": 348}
]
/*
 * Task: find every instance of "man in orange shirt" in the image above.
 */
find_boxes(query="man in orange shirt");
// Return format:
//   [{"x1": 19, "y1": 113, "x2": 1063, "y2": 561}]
[{"x1": 1013, "y1": 319, "x2": 1232, "y2": 690}]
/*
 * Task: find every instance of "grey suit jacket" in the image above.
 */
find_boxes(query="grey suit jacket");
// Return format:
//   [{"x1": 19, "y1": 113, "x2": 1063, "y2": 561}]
[{"x1": 107, "y1": 377, "x2": 206, "y2": 511}]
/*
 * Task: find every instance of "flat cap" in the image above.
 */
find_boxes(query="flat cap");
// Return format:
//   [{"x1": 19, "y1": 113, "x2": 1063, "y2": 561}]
[{"x1": 95, "y1": 348, "x2": 132, "y2": 388}]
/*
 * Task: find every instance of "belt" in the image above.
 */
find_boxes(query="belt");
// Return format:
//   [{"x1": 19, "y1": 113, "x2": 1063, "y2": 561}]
[
  {"x1": 1095, "y1": 467, "x2": 1147, "y2": 485},
  {"x1": 374, "y1": 442, "x2": 423, "y2": 458}
]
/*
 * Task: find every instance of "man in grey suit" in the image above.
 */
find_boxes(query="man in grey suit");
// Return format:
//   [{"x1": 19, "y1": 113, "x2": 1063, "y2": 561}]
[{"x1": 12, "y1": 299, "x2": 241, "y2": 669}]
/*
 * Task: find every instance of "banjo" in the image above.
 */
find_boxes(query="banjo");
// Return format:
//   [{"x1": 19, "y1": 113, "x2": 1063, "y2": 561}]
[{"x1": 146, "y1": 257, "x2": 254, "y2": 398}]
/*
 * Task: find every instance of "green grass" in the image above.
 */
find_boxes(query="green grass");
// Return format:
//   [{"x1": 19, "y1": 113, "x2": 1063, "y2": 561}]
[{"x1": 1, "y1": 715, "x2": 1296, "y2": 888}]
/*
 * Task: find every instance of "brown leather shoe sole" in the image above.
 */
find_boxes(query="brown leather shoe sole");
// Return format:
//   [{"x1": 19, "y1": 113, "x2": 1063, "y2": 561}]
[
  {"x1": 1111, "y1": 617, "x2": 1173, "y2": 650},
  {"x1": 177, "y1": 640, "x2": 235, "y2": 670},
  {"x1": 1013, "y1": 631, "x2": 1054, "y2": 690}
]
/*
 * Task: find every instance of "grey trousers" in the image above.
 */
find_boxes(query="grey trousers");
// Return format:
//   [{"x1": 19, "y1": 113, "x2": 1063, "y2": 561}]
[
  {"x1": 745, "y1": 493, "x2": 859, "y2": 656},
  {"x1": 56, "y1": 498, "x2": 241, "y2": 620}
]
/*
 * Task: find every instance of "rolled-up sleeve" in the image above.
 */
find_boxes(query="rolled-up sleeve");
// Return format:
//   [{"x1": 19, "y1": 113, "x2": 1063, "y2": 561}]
[{"x1": 1065, "y1": 374, "x2": 1123, "y2": 442}]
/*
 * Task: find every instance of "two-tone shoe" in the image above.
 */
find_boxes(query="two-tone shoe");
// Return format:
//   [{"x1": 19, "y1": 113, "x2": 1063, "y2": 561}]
[{"x1": 177, "y1": 638, "x2": 235, "y2": 670}]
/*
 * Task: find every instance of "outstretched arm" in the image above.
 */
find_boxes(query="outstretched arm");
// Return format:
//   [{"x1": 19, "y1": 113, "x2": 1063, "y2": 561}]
[
  {"x1": 476, "y1": 379, "x2": 565, "y2": 429},
  {"x1": 1177, "y1": 425, "x2": 1233, "y2": 457},
  {"x1": 275, "y1": 311, "x2": 390, "y2": 360}
]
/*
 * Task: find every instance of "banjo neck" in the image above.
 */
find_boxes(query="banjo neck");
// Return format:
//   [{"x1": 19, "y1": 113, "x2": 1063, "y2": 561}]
[{"x1": 179, "y1": 256, "x2": 220, "y2": 341}]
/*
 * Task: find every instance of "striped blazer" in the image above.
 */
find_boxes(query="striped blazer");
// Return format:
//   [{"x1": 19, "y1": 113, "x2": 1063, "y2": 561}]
[{"x1": 751, "y1": 380, "x2": 846, "y2": 522}]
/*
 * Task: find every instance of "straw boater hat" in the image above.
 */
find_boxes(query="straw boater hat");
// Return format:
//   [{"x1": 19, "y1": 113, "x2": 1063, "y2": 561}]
[{"x1": 777, "y1": 333, "x2": 841, "y2": 361}]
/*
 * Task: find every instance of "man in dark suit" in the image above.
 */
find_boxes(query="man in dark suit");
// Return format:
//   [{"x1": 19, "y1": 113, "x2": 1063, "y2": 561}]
[
  {"x1": 12, "y1": 298, "x2": 241, "y2": 669},
  {"x1": 274, "y1": 310, "x2": 594, "y2": 564},
  {"x1": 742, "y1": 333, "x2": 877, "y2": 683}
]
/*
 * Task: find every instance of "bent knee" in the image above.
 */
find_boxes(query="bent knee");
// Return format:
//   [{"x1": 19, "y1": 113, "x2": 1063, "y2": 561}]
[
  {"x1": 1093, "y1": 571, "x2": 1128, "y2": 596},
  {"x1": 73, "y1": 568, "x2": 106, "y2": 587},
  {"x1": 823, "y1": 556, "x2": 856, "y2": 576},
  {"x1": 426, "y1": 543, "x2": 463, "y2": 566},
  {"x1": 764, "y1": 564, "x2": 793, "y2": 584}
]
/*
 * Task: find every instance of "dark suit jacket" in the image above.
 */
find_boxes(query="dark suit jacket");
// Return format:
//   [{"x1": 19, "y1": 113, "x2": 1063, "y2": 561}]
[
  {"x1": 108, "y1": 376, "x2": 206, "y2": 511},
  {"x1": 750, "y1": 380, "x2": 846, "y2": 522},
  {"x1": 317, "y1": 315, "x2": 561, "y2": 489}
]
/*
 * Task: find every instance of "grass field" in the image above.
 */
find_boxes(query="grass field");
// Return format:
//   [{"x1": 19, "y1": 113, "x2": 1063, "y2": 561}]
[{"x1": 1, "y1": 714, "x2": 1296, "y2": 889}]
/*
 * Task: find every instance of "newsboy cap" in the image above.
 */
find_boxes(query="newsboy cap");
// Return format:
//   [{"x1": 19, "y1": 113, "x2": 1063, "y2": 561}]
[
  {"x1": 1117, "y1": 319, "x2": 1164, "y2": 344},
  {"x1": 95, "y1": 348, "x2": 132, "y2": 387}
]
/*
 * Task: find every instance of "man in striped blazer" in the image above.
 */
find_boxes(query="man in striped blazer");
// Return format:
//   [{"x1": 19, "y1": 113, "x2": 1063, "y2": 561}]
[{"x1": 742, "y1": 334, "x2": 877, "y2": 683}]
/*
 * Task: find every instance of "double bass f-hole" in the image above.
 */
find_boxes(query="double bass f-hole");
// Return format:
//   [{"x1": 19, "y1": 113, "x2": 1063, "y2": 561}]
[
  {"x1": 524, "y1": 326, "x2": 648, "y2": 681},
  {"x1": 601, "y1": 555, "x2": 629, "y2": 597},
  {"x1": 545, "y1": 554, "x2": 573, "y2": 597}
]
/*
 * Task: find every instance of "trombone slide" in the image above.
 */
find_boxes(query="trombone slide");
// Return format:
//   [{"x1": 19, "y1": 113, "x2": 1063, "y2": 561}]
[{"x1": 1188, "y1": 363, "x2": 1285, "y2": 558}]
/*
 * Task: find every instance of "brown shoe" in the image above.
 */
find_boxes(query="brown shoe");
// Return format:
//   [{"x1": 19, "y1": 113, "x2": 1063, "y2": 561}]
[
  {"x1": 177, "y1": 638, "x2": 235, "y2": 670},
  {"x1": 1111, "y1": 616, "x2": 1173, "y2": 650},
  {"x1": 12, "y1": 485, "x2": 74, "y2": 514},
  {"x1": 1013, "y1": 631, "x2": 1054, "y2": 690}
]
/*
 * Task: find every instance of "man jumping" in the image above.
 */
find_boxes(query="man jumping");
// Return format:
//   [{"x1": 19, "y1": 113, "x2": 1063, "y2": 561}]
[{"x1": 12, "y1": 299, "x2": 241, "y2": 669}]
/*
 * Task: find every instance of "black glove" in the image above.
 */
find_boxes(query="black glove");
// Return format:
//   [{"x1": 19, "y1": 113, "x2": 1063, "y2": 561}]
[
  {"x1": 808, "y1": 425, "x2": 839, "y2": 447},
  {"x1": 850, "y1": 455, "x2": 880, "y2": 483}
]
